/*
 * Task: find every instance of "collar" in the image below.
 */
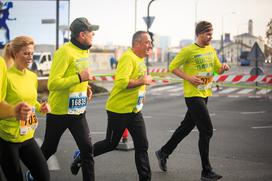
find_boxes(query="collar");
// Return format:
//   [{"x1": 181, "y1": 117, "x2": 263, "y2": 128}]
[{"x1": 70, "y1": 37, "x2": 91, "y2": 50}]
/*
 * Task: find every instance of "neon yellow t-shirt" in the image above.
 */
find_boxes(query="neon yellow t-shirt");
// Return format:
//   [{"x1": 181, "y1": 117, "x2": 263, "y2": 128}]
[
  {"x1": 48, "y1": 42, "x2": 89, "y2": 115},
  {"x1": 106, "y1": 48, "x2": 147, "y2": 113},
  {"x1": 0, "y1": 57, "x2": 7, "y2": 101},
  {"x1": 0, "y1": 66, "x2": 41, "y2": 143},
  {"x1": 169, "y1": 44, "x2": 221, "y2": 98}
]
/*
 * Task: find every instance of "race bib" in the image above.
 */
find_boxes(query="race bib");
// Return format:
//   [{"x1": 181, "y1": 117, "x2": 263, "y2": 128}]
[
  {"x1": 19, "y1": 108, "x2": 38, "y2": 135},
  {"x1": 133, "y1": 91, "x2": 145, "y2": 112},
  {"x1": 197, "y1": 72, "x2": 214, "y2": 90},
  {"x1": 68, "y1": 91, "x2": 87, "y2": 115}
]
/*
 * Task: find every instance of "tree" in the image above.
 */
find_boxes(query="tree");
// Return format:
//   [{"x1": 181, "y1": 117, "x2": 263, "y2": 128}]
[
  {"x1": 266, "y1": 19, "x2": 272, "y2": 46},
  {"x1": 265, "y1": 19, "x2": 272, "y2": 60}
]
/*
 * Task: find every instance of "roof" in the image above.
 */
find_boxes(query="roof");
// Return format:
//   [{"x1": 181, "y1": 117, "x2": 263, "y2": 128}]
[
  {"x1": 224, "y1": 41, "x2": 251, "y2": 49},
  {"x1": 234, "y1": 33, "x2": 257, "y2": 39}
]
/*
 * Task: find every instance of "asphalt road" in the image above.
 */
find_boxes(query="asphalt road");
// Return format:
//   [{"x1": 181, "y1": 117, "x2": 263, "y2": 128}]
[
  {"x1": 26, "y1": 89, "x2": 272, "y2": 181},
  {"x1": 1, "y1": 62, "x2": 272, "y2": 180}
]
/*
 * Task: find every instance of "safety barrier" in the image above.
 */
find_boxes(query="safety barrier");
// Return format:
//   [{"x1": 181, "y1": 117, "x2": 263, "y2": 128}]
[
  {"x1": 148, "y1": 68, "x2": 168, "y2": 73},
  {"x1": 214, "y1": 74, "x2": 272, "y2": 84},
  {"x1": 38, "y1": 74, "x2": 272, "y2": 84}
]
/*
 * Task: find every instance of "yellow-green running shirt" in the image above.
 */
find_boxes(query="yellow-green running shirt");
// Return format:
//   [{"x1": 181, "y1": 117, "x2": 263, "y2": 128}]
[
  {"x1": 0, "y1": 66, "x2": 41, "y2": 143},
  {"x1": 48, "y1": 42, "x2": 89, "y2": 115},
  {"x1": 0, "y1": 57, "x2": 7, "y2": 101},
  {"x1": 106, "y1": 48, "x2": 147, "y2": 113},
  {"x1": 169, "y1": 44, "x2": 221, "y2": 98}
]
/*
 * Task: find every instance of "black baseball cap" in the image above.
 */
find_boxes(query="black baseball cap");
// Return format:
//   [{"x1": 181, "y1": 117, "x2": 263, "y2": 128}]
[{"x1": 70, "y1": 17, "x2": 99, "y2": 33}]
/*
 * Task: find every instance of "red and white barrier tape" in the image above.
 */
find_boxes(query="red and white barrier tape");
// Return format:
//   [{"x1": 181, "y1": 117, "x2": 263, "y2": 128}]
[
  {"x1": 214, "y1": 75, "x2": 272, "y2": 84},
  {"x1": 148, "y1": 68, "x2": 168, "y2": 73},
  {"x1": 38, "y1": 74, "x2": 272, "y2": 84}
]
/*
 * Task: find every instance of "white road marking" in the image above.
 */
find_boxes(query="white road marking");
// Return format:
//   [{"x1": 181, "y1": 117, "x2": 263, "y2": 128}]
[
  {"x1": 167, "y1": 87, "x2": 183, "y2": 92},
  {"x1": 212, "y1": 94, "x2": 219, "y2": 97},
  {"x1": 228, "y1": 95, "x2": 239, "y2": 98},
  {"x1": 180, "y1": 113, "x2": 216, "y2": 117},
  {"x1": 149, "y1": 92, "x2": 162, "y2": 95},
  {"x1": 169, "y1": 92, "x2": 183, "y2": 96},
  {"x1": 35, "y1": 138, "x2": 60, "y2": 171},
  {"x1": 237, "y1": 89, "x2": 254, "y2": 94},
  {"x1": 256, "y1": 89, "x2": 272, "y2": 95},
  {"x1": 150, "y1": 85, "x2": 178, "y2": 92},
  {"x1": 240, "y1": 111, "x2": 266, "y2": 114},
  {"x1": 251, "y1": 126, "x2": 272, "y2": 129},
  {"x1": 249, "y1": 95, "x2": 261, "y2": 98},
  {"x1": 144, "y1": 116, "x2": 152, "y2": 119},
  {"x1": 218, "y1": 88, "x2": 239, "y2": 94},
  {"x1": 169, "y1": 128, "x2": 216, "y2": 133}
]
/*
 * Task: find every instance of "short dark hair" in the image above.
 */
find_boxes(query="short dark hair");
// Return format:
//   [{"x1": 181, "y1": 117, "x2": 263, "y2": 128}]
[
  {"x1": 132, "y1": 31, "x2": 147, "y2": 47},
  {"x1": 195, "y1": 21, "x2": 213, "y2": 36}
]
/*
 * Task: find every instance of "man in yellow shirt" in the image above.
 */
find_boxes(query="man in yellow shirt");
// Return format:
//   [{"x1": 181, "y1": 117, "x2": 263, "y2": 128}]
[
  {"x1": 71, "y1": 31, "x2": 153, "y2": 181},
  {"x1": 40, "y1": 17, "x2": 98, "y2": 181},
  {"x1": 155, "y1": 21, "x2": 229, "y2": 181}
]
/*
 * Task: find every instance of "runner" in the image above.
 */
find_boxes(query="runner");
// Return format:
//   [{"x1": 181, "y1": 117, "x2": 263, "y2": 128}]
[
  {"x1": 71, "y1": 30, "x2": 153, "y2": 181},
  {"x1": 40, "y1": 17, "x2": 98, "y2": 181},
  {"x1": 0, "y1": 36, "x2": 50, "y2": 181},
  {"x1": 0, "y1": 56, "x2": 31, "y2": 120},
  {"x1": 155, "y1": 21, "x2": 230, "y2": 181}
]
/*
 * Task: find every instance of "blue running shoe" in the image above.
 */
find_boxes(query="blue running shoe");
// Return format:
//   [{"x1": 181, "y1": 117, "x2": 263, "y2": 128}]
[
  {"x1": 70, "y1": 150, "x2": 81, "y2": 175},
  {"x1": 25, "y1": 170, "x2": 34, "y2": 181}
]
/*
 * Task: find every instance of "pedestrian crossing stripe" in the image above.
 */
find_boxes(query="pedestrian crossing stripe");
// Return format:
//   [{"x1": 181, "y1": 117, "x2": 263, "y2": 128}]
[
  {"x1": 149, "y1": 85, "x2": 177, "y2": 92},
  {"x1": 167, "y1": 87, "x2": 183, "y2": 92},
  {"x1": 218, "y1": 88, "x2": 239, "y2": 94},
  {"x1": 237, "y1": 89, "x2": 254, "y2": 94},
  {"x1": 148, "y1": 85, "x2": 272, "y2": 97},
  {"x1": 256, "y1": 89, "x2": 272, "y2": 95}
]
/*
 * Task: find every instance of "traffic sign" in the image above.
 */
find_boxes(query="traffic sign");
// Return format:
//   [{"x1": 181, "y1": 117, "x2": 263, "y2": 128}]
[
  {"x1": 247, "y1": 42, "x2": 265, "y2": 62},
  {"x1": 143, "y1": 16, "x2": 155, "y2": 29}
]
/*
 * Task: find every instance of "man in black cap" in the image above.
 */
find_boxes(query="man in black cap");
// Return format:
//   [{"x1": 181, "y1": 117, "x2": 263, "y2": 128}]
[
  {"x1": 40, "y1": 17, "x2": 99, "y2": 181},
  {"x1": 155, "y1": 21, "x2": 229, "y2": 181}
]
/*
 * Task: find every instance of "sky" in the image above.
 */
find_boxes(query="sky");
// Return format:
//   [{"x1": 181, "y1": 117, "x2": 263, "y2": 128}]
[
  {"x1": 3, "y1": 0, "x2": 272, "y2": 47},
  {"x1": 69, "y1": 0, "x2": 271, "y2": 46}
]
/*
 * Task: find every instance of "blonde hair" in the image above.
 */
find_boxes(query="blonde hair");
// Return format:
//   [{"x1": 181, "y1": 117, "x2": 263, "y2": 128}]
[
  {"x1": 3, "y1": 36, "x2": 34, "y2": 68},
  {"x1": 3, "y1": 42, "x2": 13, "y2": 68}
]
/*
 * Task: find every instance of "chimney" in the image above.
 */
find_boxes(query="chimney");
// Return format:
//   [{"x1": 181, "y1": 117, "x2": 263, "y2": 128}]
[
  {"x1": 224, "y1": 33, "x2": 231, "y2": 43},
  {"x1": 248, "y1": 19, "x2": 253, "y2": 35}
]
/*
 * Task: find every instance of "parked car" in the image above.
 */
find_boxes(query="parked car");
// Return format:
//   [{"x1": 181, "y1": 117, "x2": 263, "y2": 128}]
[
  {"x1": 240, "y1": 59, "x2": 250, "y2": 66},
  {"x1": 29, "y1": 52, "x2": 52, "y2": 76},
  {"x1": 265, "y1": 58, "x2": 271, "y2": 64},
  {"x1": 239, "y1": 51, "x2": 250, "y2": 66}
]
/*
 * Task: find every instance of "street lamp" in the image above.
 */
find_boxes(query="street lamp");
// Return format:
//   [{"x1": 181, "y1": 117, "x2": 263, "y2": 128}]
[
  {"x1": 146, "y1": 0, "x2": 156, "y2": 31},
  {"x1": 145, "y1": 0, "x2": 156, "y2": 73},
  {"x1": 134, "y1": 0, "x2": 138, "y2": 32},
  {"x1": 56, "y1": 0, "x2": 60, "y2": 50},
  {"x1": 221, "y1": 11, "x2": 236, "y2": 62}
]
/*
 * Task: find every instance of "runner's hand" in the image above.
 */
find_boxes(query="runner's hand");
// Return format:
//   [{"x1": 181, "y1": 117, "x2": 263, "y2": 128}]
[
  {"x1": 188, "y1": 75, "x2": 203, "y2": 86},
  {"x1": 40, "y1": 102, "x2": 51, "y2": 114},
  {"x1": 15, "y1": 102, "x2": 32, "y2": 121},
  {"x1": 87, "y1": 85, "x2": 93, "y2": 102},
  {"x1": 222, "y1": 63, "x2": 230, "y2": 71},
  {"x1": 142, "y1": 75, "x2": 153, "y2": 85},
  {"x1": 79, "y1": 68, "x2": 93, "y2": 82}
]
